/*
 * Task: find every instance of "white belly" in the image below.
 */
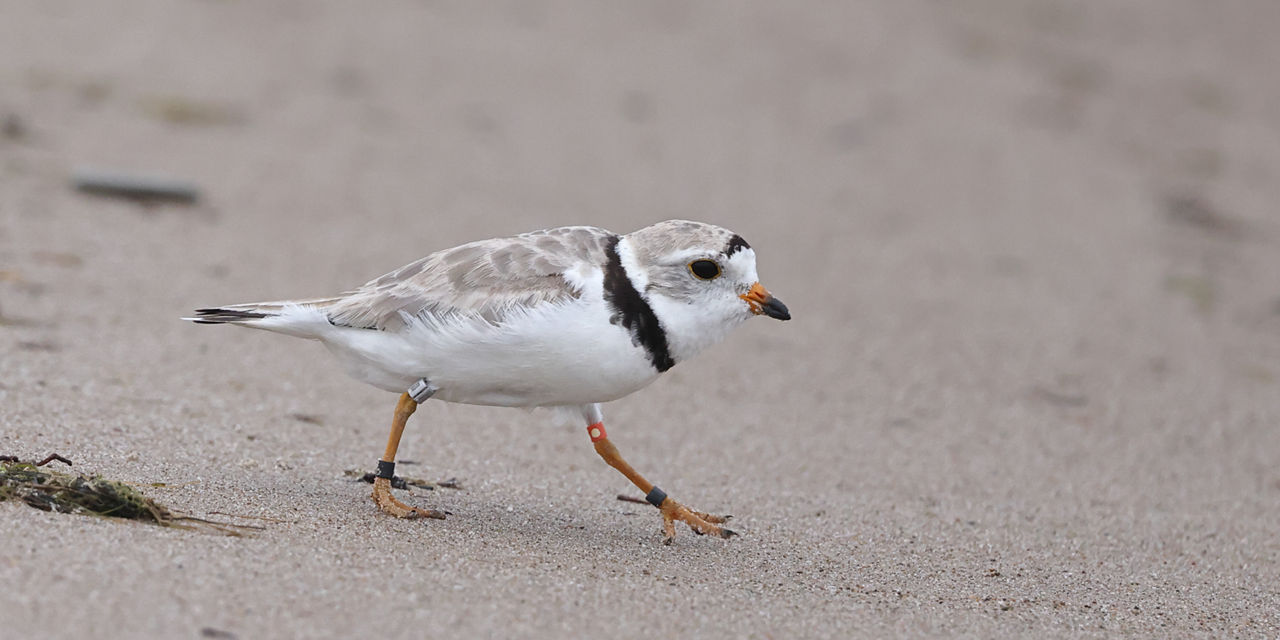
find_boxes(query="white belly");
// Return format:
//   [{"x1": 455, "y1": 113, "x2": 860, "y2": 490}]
[{"x1": 318, "y1": 298, "x2": 661, "y2": 407}]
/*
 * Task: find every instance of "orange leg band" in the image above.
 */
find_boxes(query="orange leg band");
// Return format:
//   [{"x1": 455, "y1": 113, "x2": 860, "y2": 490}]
[{"x1": 586, "y1": 421, "x2": 607, "y2": 442}]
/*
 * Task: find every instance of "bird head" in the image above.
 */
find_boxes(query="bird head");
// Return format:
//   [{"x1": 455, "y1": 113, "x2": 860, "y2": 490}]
[{"x1": 622, "y1": 220, "x2": 789, "y2": 362}]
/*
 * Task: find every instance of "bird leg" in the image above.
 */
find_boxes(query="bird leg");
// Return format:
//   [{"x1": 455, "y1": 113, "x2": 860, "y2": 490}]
[
  {"x1": 586, "y1": 421, "x2": 735, "y2": 543},
  {"x1": 371, "y1": 392, "x2": 445, "y2": 520}
]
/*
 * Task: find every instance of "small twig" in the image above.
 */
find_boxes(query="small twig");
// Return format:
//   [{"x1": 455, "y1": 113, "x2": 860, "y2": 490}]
[
  {"x1": 0, "y1": 453, "x2": 72, "y2": 466},
  {"x1": 35, "y1": 453, "x2": 73, "y2": 467},
  {"x1": 207, "y1": 511, "x2": 292, "y2": 524},
  {"x1": 346, "y1": 469, "x2": 461, "y2": 491},
  {"x1": 20, "y1": 482, "x2": 88, "y2": 493},
  {"x1": 616, "y1": 494, "x2": 651, "y2": 506},
  {"x1": 143, "y1": 480, "x2": 201, "y2": 489},
  {"x1": 173, "y1": 515, "x2": 265, "y2": 534}
]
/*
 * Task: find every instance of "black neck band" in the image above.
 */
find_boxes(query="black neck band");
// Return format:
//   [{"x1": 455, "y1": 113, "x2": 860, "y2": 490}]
[{"x1": 602, "y1": 236, "x2": 675, "y2": 372}]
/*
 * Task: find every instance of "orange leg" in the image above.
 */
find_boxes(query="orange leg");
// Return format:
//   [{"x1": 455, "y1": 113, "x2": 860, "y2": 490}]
[
  {"x1": 371, "y1": 392, "x2": 445, "y2": 519},
  {"x1": 587, "y1": 421, "x2": 735, "y2": 543}
]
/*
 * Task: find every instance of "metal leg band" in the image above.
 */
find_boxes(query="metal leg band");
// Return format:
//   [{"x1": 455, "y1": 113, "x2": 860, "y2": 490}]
[{"x1": 407, "y1": 378, "x2": 438, "y2": 403}]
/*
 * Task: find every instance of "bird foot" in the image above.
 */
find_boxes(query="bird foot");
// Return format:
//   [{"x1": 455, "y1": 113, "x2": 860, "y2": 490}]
[
  {"x1": 371, "y1": 477, "x2": 446, "y2": 520},
  {"x1": 659, "y1": 499, "x2": 736, "y2": 544}
]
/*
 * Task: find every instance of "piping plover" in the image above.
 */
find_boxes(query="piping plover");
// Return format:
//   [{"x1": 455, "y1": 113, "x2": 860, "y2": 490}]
[{"x1": 189, "y1": 220, "x2": 789, "y2": 542}]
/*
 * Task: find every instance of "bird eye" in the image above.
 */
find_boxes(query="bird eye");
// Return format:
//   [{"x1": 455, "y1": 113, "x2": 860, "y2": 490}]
[{"x1": 688, "y1": 259, "x2": 721, "y2": 280}]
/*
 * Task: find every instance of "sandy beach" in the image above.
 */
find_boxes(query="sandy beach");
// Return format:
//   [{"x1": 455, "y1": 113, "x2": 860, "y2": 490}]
[{"x1": 2, "y1": 2, "x2": 1278, "y2": 637}]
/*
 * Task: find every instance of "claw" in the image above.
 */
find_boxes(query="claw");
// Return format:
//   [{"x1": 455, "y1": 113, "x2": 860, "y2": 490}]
[
  {"x1": 661, "y1": 517, "x2": 677, "y2": 544},
  {"x1": 403, "y1": 505, "x2": 448, "y2": 520},
  {"x1": 694, "y1": 511, "x2": 731, "y2": 524},
  {"x1": 657, "y1": 498, "x2": 737, "y2": 542},
  {"x1": 371, "y1": 477, "x2": 446, "y2": 520}
]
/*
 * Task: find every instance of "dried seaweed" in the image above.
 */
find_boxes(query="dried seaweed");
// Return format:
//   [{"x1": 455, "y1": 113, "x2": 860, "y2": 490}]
[{"x1": 0, "y1": 458, "x2": 255, "y2": 535}]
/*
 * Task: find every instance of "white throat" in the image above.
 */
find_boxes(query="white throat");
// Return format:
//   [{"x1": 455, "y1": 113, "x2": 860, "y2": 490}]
[{"x1": 646, "y1": 290, "x2": 748, "y2": 364}]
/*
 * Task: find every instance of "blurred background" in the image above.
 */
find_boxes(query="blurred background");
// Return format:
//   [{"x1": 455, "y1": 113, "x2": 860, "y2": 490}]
[{"x1": 2, "y1": 1, "x2": 1279, "y2": 637}]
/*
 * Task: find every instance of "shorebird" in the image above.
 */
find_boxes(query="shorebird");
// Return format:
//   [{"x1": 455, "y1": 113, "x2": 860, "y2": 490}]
[{"x1": 189, "y1": 220, "x2": 789, "y2": 542}]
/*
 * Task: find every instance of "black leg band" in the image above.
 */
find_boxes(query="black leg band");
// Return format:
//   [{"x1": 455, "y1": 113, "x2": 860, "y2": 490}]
[
  {"x1": 645, "y1": 486, "x2": 668, "y2": 508},
  {"x1": 376, "y1": 460, "x2": 396, "y2": 480}
]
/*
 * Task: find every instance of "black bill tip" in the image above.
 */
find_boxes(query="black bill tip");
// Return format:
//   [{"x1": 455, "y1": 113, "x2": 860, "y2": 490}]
[{"x1": 762, "y1": 296, "x2": 790, "y2": 321}]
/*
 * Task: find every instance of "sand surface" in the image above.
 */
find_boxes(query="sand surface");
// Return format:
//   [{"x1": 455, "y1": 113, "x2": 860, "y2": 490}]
[{"x1": 2, "y1": 2, "x2": 1279, "y2": 638}]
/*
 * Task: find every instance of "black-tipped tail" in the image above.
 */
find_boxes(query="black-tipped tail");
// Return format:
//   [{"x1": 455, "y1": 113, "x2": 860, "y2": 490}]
[{"x1": 188, "y1": 308, "x2": 272, "y2": 324}]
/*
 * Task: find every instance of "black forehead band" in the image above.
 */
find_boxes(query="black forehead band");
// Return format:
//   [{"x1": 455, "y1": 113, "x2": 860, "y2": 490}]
[{"x1": 725, "y1": 234, "x2": 751, "y2": 256}]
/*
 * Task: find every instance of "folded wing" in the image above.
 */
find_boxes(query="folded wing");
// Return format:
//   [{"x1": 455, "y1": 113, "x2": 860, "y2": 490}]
[{"x1": 325, "y1": 225, "x2": 616, "y2": 330}]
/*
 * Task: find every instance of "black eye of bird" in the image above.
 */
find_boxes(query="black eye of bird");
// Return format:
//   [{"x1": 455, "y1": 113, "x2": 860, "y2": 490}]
[{"x1": 688, "y1": 259, "x2": 721, "y2": 280}]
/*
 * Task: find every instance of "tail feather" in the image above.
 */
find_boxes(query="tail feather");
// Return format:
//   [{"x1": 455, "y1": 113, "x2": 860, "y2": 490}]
[
  {"x1": 189, "y1": 307, "x2": 272, "y2": 324},
  {"x1": 185, "y1": 298, "x2": 342, "y2": 338}
]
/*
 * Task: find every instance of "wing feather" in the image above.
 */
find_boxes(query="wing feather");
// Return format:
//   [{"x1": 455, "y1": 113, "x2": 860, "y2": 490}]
[{"x1": 325, "y1": 226, "x2": 616, "y2": 330}]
